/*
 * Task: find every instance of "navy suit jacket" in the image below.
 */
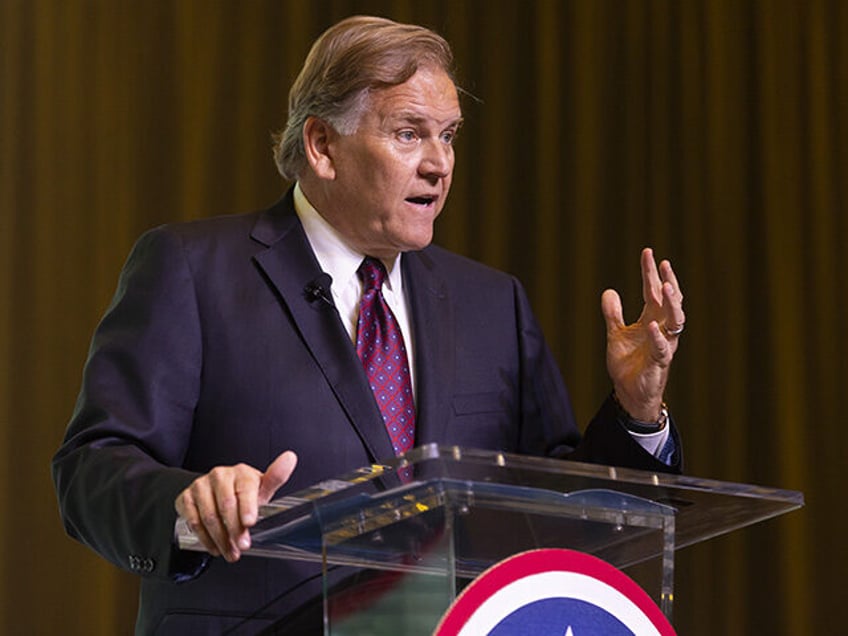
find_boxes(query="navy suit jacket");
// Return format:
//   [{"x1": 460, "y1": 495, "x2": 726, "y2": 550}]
[{"x1": 53, "y1": 190, "x2": 680, "y2": 634}]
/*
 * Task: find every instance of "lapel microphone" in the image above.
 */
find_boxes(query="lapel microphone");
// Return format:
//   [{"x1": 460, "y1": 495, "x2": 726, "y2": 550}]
[{"x1": 304, "y1": 273, "x2": 334, "y2": 307}]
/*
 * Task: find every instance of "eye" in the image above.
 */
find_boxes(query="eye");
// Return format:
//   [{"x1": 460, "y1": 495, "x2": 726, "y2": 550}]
[
  {"x1": 397, "y1": 129, "x2": 418, "y2": 143},
  {"x1": 440, "y1": 129, "x2": 458, "y2": 145}
]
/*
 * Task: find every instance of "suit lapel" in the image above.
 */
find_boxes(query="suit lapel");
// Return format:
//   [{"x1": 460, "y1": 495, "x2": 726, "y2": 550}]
[
  {"x1": 250, "y1": 194, "x2": 395, "y2": 464},
  {"x1": 404, "y1": 250, "x2": 455, "y2": 446}
]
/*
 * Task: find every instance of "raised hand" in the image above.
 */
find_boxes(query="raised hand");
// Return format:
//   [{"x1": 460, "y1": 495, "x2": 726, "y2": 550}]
[{"x1": 601, "y1": 248, "x2": 685, "y2": 423}]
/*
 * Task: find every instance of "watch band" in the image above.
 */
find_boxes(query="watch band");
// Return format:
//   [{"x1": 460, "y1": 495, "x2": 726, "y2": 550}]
[{"x1": 613, "y1": 392, "x2": 669, "y2": 434}]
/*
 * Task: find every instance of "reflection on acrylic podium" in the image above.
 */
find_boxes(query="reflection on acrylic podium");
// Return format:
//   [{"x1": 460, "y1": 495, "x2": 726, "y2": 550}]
[{"x1": 177, "y1": 444, "x2": 803, "y2": 635}]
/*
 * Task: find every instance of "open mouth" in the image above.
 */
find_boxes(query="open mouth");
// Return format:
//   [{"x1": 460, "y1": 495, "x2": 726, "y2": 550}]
[{"x1": 406, "y1": 195, "x2": 437, "y2": 207}]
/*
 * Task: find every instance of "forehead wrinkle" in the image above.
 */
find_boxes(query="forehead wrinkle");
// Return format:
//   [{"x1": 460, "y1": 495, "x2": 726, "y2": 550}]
[{"x1": 380, "y1": 109, "x2": 464, "y2": 130}]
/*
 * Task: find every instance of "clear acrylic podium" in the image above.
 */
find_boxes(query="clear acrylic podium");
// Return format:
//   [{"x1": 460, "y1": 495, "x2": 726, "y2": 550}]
[{"x1": 176, "y1": 444, "x2": 803, "y2": 634}]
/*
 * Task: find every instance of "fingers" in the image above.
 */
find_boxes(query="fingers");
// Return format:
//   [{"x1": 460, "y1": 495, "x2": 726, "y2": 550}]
[
  {"x1": 661, "y1": 286, "x2": 686, "y2": 337},
  {"x1": 174, "y1": 451, "x2": 298, "y2": 563},
  {"x1": 647, "y1": 319, "x2": 674, "y2": 362},
  {"x1": 658, "y1": 258, "x2": 683, "y2": 300},
  {"x1": 659, "y1": 260, "x2": 685, "y2": 337},
  {"x1": 640, "y1": 247, "x2": 663, "y2": 305},
  {"x1": 175, "y1": 483, "x2": 222, "y2": 558},
  {"x1": 176, "y1": 465, "x2": 258, "y2": 561},
  {"x1": 640, "y1": 248, "x2": 685, "y2": 337}
]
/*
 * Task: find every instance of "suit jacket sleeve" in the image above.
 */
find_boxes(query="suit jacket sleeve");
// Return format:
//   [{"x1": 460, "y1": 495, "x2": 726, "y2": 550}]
[{"x1": 52, "y1": 226, "x2": 208, "y2": 581}]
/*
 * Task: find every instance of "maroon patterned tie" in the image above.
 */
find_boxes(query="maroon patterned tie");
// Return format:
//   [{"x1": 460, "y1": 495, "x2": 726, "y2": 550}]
[{"x1": 356, "y1": 257, "x2": 416, "y2": 456}]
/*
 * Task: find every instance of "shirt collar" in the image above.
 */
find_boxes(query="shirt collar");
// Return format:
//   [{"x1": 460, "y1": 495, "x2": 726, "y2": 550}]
[{"x1": 293, "y1": 182, "x2": 404, "y2": 294}]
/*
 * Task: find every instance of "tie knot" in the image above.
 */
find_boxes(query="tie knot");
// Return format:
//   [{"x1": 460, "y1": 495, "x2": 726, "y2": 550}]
[{"x1": 358, "y1": 257, "x2": 387, "y2": 292}]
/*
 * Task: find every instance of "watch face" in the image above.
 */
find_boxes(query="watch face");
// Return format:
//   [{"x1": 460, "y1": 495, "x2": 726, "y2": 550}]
[{"x1": 436, "y1": 549, "x2": 675, "y2": 636}]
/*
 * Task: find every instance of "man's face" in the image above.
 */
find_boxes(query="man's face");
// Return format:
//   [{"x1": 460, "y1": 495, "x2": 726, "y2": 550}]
[{"x1": 318, "y1": 67, "x2": 462, "y2": 259}]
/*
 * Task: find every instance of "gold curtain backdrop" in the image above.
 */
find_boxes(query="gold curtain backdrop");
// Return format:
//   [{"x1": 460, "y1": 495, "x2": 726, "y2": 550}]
[{"x1": 2, "y1": 0, "x2": 845, "y2": 633}]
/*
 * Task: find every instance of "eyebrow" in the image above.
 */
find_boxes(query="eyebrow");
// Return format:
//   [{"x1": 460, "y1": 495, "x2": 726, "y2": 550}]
[{"x1": 384, "y1": 110, "x2": 464, "y2": 129}]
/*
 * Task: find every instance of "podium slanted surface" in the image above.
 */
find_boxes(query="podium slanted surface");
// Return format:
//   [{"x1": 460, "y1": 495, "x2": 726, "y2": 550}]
[{"x1": 176, "y1": 444, "x2": 803, "y2": 634}]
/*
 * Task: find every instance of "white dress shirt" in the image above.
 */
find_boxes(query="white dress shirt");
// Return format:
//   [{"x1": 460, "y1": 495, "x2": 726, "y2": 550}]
[
  {"x1": 293, "y1": 183, "x2": 417, "y2": 398},
  {"x1": 292, "y1": 182, "x2": 669, "y2": 458}
]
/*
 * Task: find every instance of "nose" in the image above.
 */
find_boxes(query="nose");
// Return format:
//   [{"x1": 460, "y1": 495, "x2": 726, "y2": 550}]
[{"x1": 419, "y1": 138, "x2": 453, "y2": 180}]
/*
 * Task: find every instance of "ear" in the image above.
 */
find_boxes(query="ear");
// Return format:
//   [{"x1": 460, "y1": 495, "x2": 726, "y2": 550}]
[{"x1": 303, "y1": 116, "x2": 337, "y2": 180}]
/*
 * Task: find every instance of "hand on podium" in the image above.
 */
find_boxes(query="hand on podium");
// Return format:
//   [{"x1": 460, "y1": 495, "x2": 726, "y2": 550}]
[{"x1": 174, "y1": 450, "x2": 298, "y2": 562}]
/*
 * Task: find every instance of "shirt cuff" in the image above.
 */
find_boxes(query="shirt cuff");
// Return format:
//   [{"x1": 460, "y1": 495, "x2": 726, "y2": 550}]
[{"x1": 627, "y1": 425, "x2": 671, "y2": 458}]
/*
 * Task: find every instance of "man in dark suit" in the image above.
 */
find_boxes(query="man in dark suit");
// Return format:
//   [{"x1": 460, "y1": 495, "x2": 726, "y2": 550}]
[{"x1": 52, "y1": 16, "x2": 686, "y2": 634}]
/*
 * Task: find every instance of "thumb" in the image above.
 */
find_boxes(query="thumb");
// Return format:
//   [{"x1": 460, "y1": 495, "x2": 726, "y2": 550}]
[
  {"x1": 258, "y1": 450, "x2": 298, "y2": 504},
  {"x1": 600, "y1": 289, "x2": 624, "y2": 333}
]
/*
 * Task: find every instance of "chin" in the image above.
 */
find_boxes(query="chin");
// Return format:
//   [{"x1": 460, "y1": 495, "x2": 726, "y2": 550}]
[
  {"x1": 402, "y1": 232, "x2": 435, "y2": 253},
  {"x1": 383, "y1": 223, "x2": 433, "y2": 254}
]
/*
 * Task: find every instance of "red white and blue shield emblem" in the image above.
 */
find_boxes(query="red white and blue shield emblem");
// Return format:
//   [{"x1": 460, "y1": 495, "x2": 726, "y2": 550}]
[{"x1": 435, "y1": 549, "x2": 676, "y2": 636}]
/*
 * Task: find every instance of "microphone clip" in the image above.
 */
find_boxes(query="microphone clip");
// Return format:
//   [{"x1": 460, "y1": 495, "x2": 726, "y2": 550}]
[{"x1": 304, "y1": 273, "x2": 334, "y2": 307}]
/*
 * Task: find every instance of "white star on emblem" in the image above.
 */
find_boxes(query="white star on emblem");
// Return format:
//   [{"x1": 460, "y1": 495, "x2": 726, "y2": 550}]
[{"x1": 564, "y1": 627, "x2": 574, "y2": 636}]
